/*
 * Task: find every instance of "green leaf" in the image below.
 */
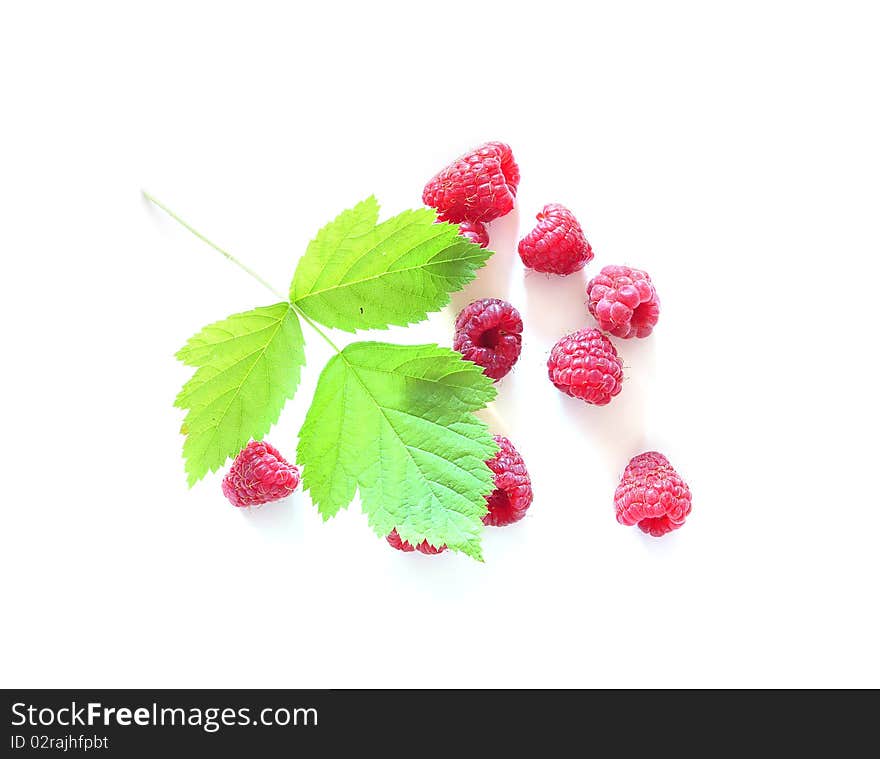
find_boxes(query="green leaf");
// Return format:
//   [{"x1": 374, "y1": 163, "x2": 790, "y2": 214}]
[
  {"x1": 297, "y1": 342, "x2": 498, "y2": 560},
  {"x1": 290, "y1": 196, "x2": 492, "y2": 332},
  {"x1": 175, "y1": 303, "x2": 305, "y2": 486}
]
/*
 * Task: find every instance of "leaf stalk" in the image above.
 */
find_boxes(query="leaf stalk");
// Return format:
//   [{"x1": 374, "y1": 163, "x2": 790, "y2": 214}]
[
  {"x1": 143, "y1": 191, "x2": 287, "y2": 301},
  {"x1": 290, "y1": 304, "x2": 341, "y2": 353},
  {"x1": 143, "y1": 190, "x2": 341, "y2": 353}
]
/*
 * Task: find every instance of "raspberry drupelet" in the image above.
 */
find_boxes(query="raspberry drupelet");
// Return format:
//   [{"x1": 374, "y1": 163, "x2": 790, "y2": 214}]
[
  {"x1": 422, "y1": 141, "x2": 520, "y2": 223},
  {"x1": 484, "y1": 435, "x2": 533, "y2": 526},
  {"x1": 454, "y1": 298, "x2": 523, "y2": 381},
  {"x1": 547, "y1": 328, "x2": 623, "y2": 405},
  {"x1": 386, "y1": 529, "x2": 447, "y2": 555},
  {"x1": 455, "y1": 220, "x2": 490, "y2": 248},
  {"x1": 586, "y1": 265, "x2": 660, "y2": 338},
  {"x1": 221, "y1": 440, "x2": 300, "y2": 508},
  {"x1": 614, "y1": 452, "x2": 692, "y2": 537},
  {"x1": 518, "y1": 203, "x2": 593, "y2": 275}
]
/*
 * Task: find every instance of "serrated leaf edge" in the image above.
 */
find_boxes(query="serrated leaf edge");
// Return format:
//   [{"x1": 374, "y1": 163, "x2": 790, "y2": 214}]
[
  {"x1": 298, "y1": 342, "x2": 498, "y2": 560},
  {"x1": 175, "y1": 304, "x2": 304, "y2": 486}
]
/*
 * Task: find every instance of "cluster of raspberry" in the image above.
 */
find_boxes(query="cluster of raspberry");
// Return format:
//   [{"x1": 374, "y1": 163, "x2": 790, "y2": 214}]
[{"x1": 423, "y1": 142, "x2": 691, "y2": 540}]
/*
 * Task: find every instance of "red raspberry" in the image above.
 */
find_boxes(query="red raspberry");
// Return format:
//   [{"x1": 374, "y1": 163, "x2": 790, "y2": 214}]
[
  {"x1": 587, "y1": 265, "x2": 660, "y2": 339},
  {"x1": 454, "y1": 298, "x2": 523, "y2": 381},
  {"x1": 615, "y1": 452, "x2": 692, "y2": 537},
  {"x1": 221, "y1": 440, "x2": 300, "y2": 508},
  {"x1": 456, "y1": 220, "x2": 489, "y2": 248},
  {"x1": 547, "y1": 328, "x2": 623, "y2": 405},
  {"x1": 422, "y1": 141, "x2": 520, "y2": 223},
  {"x1": 386, "y1": 529, "x2": 447, "y2": 555},
  {"x1": 518, "y1": 203, "x2": 593, "y2": 275},
  {"x1": 484, "y1": 435, "x2": 533, "y2": 526}
]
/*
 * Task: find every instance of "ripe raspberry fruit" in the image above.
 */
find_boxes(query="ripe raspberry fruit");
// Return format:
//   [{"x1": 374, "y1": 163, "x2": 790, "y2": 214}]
[
  {"x1": 547, "y1": 328, "x2": 623, "y2": 405},
  {"x1": 587, "y1": 265, "x2": 660, "y2": 338},
  {"x1": 221, "y1": 440, "x2": 300, "y2": 508},
  {"x1": 518, "y1": 203, "x2": 593, "y2": 275},
  {"x1": 484, "y1": 435, "x2": 533, "y2": 526},
  {"x1": 615, "y1": 452, "x2": 692, "y2": 537},
  {"x1": 454, "y1": 298, "x2": 523, "y2": 381},
  {"x1": 422, "y1": 141, "x2": 520, "y2": 223},
  {"x1": 386, "y1": 529, "x2": 447, "y2": 555},
  {"x1": 456, "y1": 220, "x2": 489, "y2": 248}
]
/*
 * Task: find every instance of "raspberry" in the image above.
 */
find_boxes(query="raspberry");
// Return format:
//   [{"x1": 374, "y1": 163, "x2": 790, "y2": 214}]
[
  {"x1": 221, "y1": 440, "x2": 300, "y2": 508},
  {"x1": 615, "y1": 452, "x2": 692, "y2": 537},
  {"x1": 454, "y1": 298, "x2": 523, "y2": 381},
  {"x1": 587, "y1": 265, "x2": 660, "y2": 339},
  {"x1": 422, "y1": 141, "x2": 520, "y2": 223},
  {"x1": 547, "y1": 328, "x2": 623, "y2": 405},
  {"x1": 386, "y1": 529, "x2": 447, "y2": 555},
  {"x1": 484, "y1": 435, "x2": 533, "y2": 526},
  {"x1": 518, "y1": 203, "x2": 593, "y2": 275},
  {"x1": 456, "y1": 220, "x2": 489, "y2": 248}
]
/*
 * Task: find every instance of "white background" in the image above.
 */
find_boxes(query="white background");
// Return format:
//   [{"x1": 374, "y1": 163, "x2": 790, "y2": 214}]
[{"x1": 2, "y1": 1, "x2": 878, "y2": 688}]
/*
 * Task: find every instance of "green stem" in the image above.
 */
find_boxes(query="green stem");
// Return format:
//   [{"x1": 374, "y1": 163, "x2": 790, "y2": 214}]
[
  {"x1": 290, "y1": 303, "x2": 341, "y2": 354},
  {"x1": 143, "y1": 190, "x2": 343, "y2": 354},
  {"x1": 143, "y1": 191, "x2": 287, "y2": 302}
]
